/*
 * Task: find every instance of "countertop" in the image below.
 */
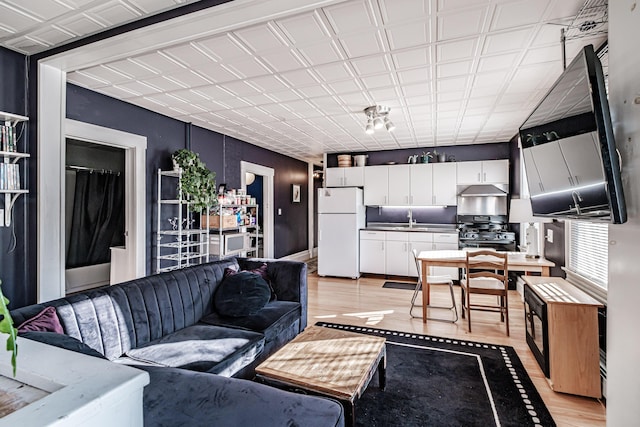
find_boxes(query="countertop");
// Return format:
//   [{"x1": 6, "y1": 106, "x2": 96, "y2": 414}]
[{"x1": 364, "y1": 222, "x2": 458, "y2": 233}]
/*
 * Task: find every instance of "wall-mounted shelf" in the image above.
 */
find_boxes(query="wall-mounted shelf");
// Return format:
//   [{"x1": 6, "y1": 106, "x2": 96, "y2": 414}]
[{"x1": 1, "y1": 112, "x2": 29, "y2": 227}]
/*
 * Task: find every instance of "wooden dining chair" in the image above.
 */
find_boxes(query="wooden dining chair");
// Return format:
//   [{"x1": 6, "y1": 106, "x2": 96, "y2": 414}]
[
  {"x1": 460, "y1": 250, "x2": 509, "y2": 335},
  {"x1": 410, "y1": 249, "x2": 458, "y2": 322}
]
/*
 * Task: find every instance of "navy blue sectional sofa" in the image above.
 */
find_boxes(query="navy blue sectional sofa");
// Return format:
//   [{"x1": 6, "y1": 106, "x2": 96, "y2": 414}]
[{"x1": 11, "y1": 257, "x2": 344, "y2": 427}]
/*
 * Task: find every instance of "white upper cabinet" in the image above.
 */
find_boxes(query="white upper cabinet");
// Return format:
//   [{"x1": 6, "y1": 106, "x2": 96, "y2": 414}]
[
  {"x1": 363, "y1": 165, "x2": 389, "y2": 205},
  {"x1": 432, "y1": 163, "x2": 457, "y2": 206},
  {"x1": 388, "y1": 165, "x2": 411, "y2": 206},
  {"x1": 325, "y1": 167, "x2": 364, "y2": 187},
  {"x1": 409, "y1": 164, "x2": 433, "y2": 206},
  {"x1": 456, "y1": 159, "x2": 509, "y2": 184}
]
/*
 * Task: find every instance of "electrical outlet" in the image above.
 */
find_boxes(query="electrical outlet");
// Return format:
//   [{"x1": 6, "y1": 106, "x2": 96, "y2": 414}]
[
  {"x1": 0, "y1": 209, "x2": 4, "y2": 227},
  {"x1": 546, "y1": 228, "x2": 553, "y2": 243},
  {"x1": 278, "y1": 208, "x2": 282, "y2": 216}
]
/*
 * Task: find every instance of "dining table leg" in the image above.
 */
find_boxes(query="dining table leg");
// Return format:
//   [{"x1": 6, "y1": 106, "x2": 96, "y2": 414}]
[{"x1": 421, "y1": 260, "x2": 429, "y2": 323}]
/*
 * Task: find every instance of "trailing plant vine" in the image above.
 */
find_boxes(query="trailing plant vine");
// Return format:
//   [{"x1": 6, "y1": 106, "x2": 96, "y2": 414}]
[
  {"x1": 172, "y1": 149, "x2": 217, "y2": 212},
  {"x1": 0, "y1": 281, "x2": 18, "y2": 376}
]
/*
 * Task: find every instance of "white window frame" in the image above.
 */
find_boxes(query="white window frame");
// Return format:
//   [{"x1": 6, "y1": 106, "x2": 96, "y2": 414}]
[{"x1": 563, "y1": 220, "x2": 608, "y2": 303}]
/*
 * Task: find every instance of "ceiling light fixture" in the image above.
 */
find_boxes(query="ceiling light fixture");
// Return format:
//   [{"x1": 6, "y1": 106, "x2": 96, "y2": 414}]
[
  {"x1": 364, "y1": 105, "x2": 395, "y2": 134},
  {"x1": 365, "y1": 118, "x2": 374, "y2": 134}
]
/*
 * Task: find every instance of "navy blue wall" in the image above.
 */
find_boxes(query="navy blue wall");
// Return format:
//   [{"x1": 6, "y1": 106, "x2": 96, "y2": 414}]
[
  {"x1": 66, "y1": 84, "x2": 309, "y2": 274},
  {"x1": 0, "y1": 47, "x2": 30, "y2": 307},
  {"x1": 326, "y1": 142, "x2": 511, "y2": 167}
]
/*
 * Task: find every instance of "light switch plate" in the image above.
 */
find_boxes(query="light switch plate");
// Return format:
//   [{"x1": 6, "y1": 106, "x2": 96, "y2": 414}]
[
  {"x1": 278, "y1": 208, "x2": 282, "y2": 215},
  {"x1": 546, "y1": 228, "x2": 553, "y2": 243},
  {"x1": 0, "y1": 209, "x2": 4, "y2": 227}
]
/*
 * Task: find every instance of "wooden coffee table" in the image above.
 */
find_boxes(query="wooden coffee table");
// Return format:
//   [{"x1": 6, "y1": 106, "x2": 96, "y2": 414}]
[{"x1": 255, "y1": 326, "x2": 386, "y2": 427}]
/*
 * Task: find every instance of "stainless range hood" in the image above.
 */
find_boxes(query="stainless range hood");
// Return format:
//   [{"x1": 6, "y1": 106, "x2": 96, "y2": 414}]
[
  {"x1": 458, "y1": 184, "x2": 507, "y2": 197},
  {"x1": 457, "y1": 184, "x2": 508, "y2": 216}
]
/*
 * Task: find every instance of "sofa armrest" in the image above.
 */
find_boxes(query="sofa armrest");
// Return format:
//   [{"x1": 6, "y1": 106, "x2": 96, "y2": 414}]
[{"x1": 237, "y1": 258, "x2": 308, "y2": 331}]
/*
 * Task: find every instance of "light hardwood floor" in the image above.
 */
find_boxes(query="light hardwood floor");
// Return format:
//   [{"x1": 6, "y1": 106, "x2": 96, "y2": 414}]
[{"x1": 306, "y1": 272, "x2": 606, "y2": 427}]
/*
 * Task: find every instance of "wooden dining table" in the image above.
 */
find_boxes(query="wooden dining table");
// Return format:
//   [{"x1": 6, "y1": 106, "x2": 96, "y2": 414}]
[{"x1": 416, "y1": 250, "x2": 555, "y2": 324}]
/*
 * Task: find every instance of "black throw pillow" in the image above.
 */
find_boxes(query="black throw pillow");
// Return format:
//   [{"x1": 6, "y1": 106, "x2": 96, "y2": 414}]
[
  {"x1": 224, "y1": 263, "x2": 277, "y2": 301},
  {"x1": 214, "y1": 271, "x2": 271, "y2": 317}
]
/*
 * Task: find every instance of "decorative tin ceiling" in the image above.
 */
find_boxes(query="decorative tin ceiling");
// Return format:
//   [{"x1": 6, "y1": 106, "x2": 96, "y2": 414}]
[{"x1": 0, "y1": 0, "x2": 608, "y2": 164}]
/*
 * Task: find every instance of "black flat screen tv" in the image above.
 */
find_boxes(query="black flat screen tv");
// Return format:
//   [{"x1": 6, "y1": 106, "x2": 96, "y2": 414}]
[{"x1": 519, "y1": 44, "x2": 627, "y2": 223}]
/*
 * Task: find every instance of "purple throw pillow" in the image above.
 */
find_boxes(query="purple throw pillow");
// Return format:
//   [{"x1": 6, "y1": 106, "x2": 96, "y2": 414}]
[
  {"x1": 224, "y1": 263, "x2": 268, "y2": 280},
  {"x1": 17, "y1": 306, "x2": 64, "y2": 334}
]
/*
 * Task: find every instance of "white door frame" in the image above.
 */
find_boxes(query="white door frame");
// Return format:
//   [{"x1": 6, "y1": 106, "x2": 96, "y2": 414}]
[
  {"x1": 240, "y1": 161, "x2": 274, "y2": 258},
  {"x1": 65, "y1": 119, "x2": 147, "y2": 284},
  {"x1": 37, "y1": 58, "x2": 146, "y2": 302}
]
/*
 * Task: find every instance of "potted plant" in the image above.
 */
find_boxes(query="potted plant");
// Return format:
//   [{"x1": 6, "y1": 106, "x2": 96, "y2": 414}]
[
  {"x1": 0, "y1": 282, "x2": 18, "y2": 376},
  {"x1": 420, "y1": 151, "x2": 432, "y2": 163},
  {"x1": 171, "y1": 149, "x2": 218, "y2": 212}
]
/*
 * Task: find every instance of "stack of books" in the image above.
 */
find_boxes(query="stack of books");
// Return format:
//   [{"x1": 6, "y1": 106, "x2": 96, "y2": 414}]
[
  {"x1": 0, "y1": 160, "x2": 20, "y2": 191},
  {"x1": 1, "y1": 124, "x2": 17, "y2": 152},
  {"x1": 1, "y1": 124, "x2": 20, "y2": 190}
]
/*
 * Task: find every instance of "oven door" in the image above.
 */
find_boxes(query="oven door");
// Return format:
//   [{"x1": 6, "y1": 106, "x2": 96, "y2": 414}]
[
  {"x1": 459, "y1": 240, "x2": 516, "y2": 251},
  {"x1": 524, "y1": 285, "x2": 549, "y2": 377}
]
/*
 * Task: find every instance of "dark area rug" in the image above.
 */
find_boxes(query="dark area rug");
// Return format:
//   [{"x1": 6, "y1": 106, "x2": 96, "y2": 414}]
[
  {"x1": 382, "y1": 281, "x2": 417, "y2": 290},
  {"x1": 315, "y1": 322, "x2": 555, "y2": 427}
]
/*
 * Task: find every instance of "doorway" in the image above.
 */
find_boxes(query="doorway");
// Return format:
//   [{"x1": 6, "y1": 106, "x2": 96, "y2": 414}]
[
  {"x1": 65, "y1": 139, "x2": 125, "y2": 293},
  {"x1": 37, "y1": 116, "x2": 146, "y2": 302},
  {"x1": 241, "y1": 161, "x2": 274, "y2": 258}
]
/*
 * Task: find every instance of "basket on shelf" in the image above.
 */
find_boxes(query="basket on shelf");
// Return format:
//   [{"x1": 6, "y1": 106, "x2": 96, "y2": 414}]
[{"x1": 337, "y1": 154, "x2": 351, "y2": 167}]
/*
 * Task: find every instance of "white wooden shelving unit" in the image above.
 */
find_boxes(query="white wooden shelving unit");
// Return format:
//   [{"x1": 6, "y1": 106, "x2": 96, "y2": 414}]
[{"x1": 0, "y1": 111, "x2": 29, "y2": 227}]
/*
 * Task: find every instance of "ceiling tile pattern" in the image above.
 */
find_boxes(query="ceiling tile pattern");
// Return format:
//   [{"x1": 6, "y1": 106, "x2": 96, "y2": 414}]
[{"x1": 0, "y1": 0, "x2": 608, "y2": 164}]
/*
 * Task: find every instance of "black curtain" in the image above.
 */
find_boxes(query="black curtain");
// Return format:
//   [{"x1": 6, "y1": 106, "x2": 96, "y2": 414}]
[{"x1": 67, "y1": 170, "x2": 125, "y2": 268}]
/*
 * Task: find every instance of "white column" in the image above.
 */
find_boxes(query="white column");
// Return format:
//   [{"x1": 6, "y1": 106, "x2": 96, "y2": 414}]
[{"x1": 606, "y1": 2, "x2": 640, "y2": 424}]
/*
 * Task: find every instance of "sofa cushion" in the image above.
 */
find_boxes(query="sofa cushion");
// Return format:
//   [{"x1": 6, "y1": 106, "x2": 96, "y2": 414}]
[
  {"x1": 200, "y1": 300, "x2": 300, "y2": 344},
  {"x1": 16, "y1": 306, "x2": 64, "y2": 334},
  {"x1": 124, "y1": 324, "x2": 264, "y2": 377},
  {"x1": 137, "y1": 365, "x2": 345, "y2": 427},
  {"x1": 214, "y1": 271, "x2": 271, "y2": 317},
  {"x1": 19, "y1": 331, "x2": 106, "y2": 359}
]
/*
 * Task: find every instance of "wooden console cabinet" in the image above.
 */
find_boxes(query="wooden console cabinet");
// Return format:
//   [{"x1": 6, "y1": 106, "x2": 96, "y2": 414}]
[{"x1": 522, "y1": 276, "x2": 603, "y2": 398}]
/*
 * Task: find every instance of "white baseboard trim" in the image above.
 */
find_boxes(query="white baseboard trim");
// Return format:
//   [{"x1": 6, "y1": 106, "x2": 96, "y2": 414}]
[{"x1": 280, "y1": 251, "x2": 312, "y2": 262}]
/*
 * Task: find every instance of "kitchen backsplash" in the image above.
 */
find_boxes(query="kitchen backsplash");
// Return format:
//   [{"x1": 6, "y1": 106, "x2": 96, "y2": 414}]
[{"x1": 366, "y1": 206, "x2": 457, "y2": 225}]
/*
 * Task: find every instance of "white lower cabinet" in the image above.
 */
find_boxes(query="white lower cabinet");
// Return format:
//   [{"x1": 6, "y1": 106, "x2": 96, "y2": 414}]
[
  {"x1": 385, "y1": 232, "x2": 411, "y2": 276},
  {"x1": 432, "y1": 233, "x2": 459, "y2": 279},
  {"x1": 359, "y1": 230, "x2": 386, "y2": 274},
  {"x1": 359, "y1": 230, "x2": 459, "y2": 279}
]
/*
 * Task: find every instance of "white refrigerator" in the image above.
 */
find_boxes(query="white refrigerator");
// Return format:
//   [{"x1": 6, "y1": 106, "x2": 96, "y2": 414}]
[{"x1": 317, "y1": 187, "x2": 365, "y2": 279}]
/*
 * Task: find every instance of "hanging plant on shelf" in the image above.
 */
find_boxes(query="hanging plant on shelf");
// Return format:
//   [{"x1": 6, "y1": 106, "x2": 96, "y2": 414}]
[
  {"x1": 0, "y1": 281, "x2": 18, "y2": 376},
  {"x1": 171, "y1": 149, "x2": 218, "y2": 212}
]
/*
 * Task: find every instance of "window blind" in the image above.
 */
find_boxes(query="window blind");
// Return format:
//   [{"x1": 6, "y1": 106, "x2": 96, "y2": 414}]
[{"x1": 568, "y1": 221, "x2": 608, "y2": 289}]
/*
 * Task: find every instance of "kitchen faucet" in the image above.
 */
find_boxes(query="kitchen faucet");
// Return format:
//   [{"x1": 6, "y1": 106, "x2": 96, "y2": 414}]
[{"x1": 407, "y1": 209, "x2": 416, "y2": 228}]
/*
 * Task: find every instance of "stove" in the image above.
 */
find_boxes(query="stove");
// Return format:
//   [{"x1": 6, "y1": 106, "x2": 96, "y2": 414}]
[{"x1": 457, "y1": 214, "x2": 516, "y2": 251}]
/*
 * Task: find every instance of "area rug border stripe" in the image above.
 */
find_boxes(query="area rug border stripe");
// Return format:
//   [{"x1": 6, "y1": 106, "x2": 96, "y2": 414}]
[
  {"x1": 390, "y1": 340, "x2": 501, "y2": 426},
  {"x1": 316, "y1": 322, "x2": 553, "y2": 427}
]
